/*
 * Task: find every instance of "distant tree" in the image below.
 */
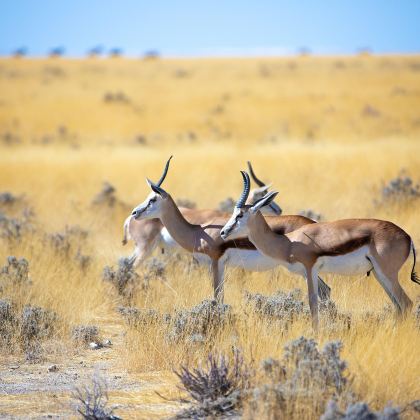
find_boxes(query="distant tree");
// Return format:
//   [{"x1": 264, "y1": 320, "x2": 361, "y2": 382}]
[
  {"x1": 109, "y1": 48, "x2": 123, "y2": 57},
  {"x1": 12, "y1": 47, "x2": 28, "y2": 58},
  {"x1": 49, "y1": 46, "x2": 65, "y2": 58},
  {"x1": 87, "y1": 45, "x2": 104, "y2": 57},
  {"x1": 143, "y1": 49, "x2": 160, "y2": 60},
  {"x1": 356, "y1": 47, "x2": 372, "y2": 56},
  {"x1": 297, "y1": 47, "x2": 311, "y2": 57}
]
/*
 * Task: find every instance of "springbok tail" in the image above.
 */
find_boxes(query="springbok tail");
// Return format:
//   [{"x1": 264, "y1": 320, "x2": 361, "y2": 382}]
[
  {"x1": 122, "y1": 215, "x2": 132, "y2": 246},
  {"x1": 410, "y1": 240, "x2": 420, "y2": 285}
]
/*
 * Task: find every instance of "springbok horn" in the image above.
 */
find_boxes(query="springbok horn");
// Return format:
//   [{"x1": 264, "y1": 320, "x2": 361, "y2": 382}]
[
  {"x1": 236, "y1": 171, "x2": 251, "y2": 208},
  {"x1": 247, "y1": 161, "x2": 265, "y2": 187},
  {"x1": 156, "y1": 155, "x2": 173, "y2": 187}
]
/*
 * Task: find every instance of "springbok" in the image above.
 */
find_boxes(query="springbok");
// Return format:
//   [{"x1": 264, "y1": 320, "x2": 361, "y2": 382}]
[
  {"x1": 122, "y1": 160, "x2": 282, "y2": 266},
  {"x1": 130, "y1": 157, "x2": 332, "y2": 301},
  {"x1": 220, "y1": 171, "x2": 419, "y2": 330}
]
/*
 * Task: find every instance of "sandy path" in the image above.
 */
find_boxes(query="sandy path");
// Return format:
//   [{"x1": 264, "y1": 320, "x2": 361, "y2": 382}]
[{"x1": 0, "y1": 314, "x2": 180, "y2": 419}]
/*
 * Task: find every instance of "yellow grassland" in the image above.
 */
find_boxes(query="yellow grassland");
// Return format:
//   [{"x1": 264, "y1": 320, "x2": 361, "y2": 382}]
[{"x1": 0, "y1": 55, "x2": 419, "y2": 418}]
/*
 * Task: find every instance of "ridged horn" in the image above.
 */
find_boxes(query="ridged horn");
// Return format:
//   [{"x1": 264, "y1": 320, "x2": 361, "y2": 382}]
[
  {"x1": 156, "y1": 156, "x2": 173, "y2": 186},
  {"x1": 236, "y1": 171, "x2": 251, "y2": 208},
  {"x1": 247, "y1": 161, "x2": 265, "y2": 187}
]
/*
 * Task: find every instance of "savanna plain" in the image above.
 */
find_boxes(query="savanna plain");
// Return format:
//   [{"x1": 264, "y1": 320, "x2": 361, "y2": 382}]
[{"x1": 0, "y1": 55, "x2": 419, "y2": 419}]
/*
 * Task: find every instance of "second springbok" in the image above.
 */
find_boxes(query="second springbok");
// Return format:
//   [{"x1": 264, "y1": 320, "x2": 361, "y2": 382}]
[
  {"x1": 122, "y1": 160, "x2": 282, "y2": 267},
  {"x1": 130, "y1": 157, "x2": 332, "y2": 302},
  {"x1": 221, "y1": 171, "x2": 419, "y2": 330}
]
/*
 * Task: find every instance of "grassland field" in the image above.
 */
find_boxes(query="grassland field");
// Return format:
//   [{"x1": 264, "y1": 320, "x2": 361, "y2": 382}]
[{"x1": 0, "y1": 55, "x2": 419, "y2": 418}]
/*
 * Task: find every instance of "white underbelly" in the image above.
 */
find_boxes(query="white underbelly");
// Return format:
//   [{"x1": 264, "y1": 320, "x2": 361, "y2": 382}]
[
  {"x1": 315, "y1": 245, "x2": 372, "y2": 275},
  {"x1": 221, "y1": 249, "x2": 280, "y2": 271}
]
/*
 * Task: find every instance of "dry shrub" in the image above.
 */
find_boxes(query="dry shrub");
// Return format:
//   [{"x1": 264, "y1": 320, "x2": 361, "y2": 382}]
[
  {"x1": 72, "y1": 325, "x2": 100, "y2": 345},
  {"x1": 120, "y1": 299, "x2": 232, "y2": 344},
  {"x1": 321, "y1": 400, "x2": 401, "y2": 420},
  {"x1": 103, "y1": 257, "x2": 141, "y2": 301},
  {"x1": 72, "y1": 373, "x2": 121, "y2": 419},
  {"x1": 246, "y1": 337, "x2": 353, "y2": 419},
  {"x1": 377, "y1": 171, "x2": 420, "y2": 205},
  {"x1": 173, "y1": 350, "x2": 252, "y2": 419},
  {"x1": 245, "y1": 289, "x2": 350, "y2": 331},
  {"x1": 0, "y1": 209, "x2": 33, "y2": 240}
]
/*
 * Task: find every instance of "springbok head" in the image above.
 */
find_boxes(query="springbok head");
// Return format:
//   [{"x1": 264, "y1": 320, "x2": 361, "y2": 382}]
[
  {"x1": 220, "y1": 171, "x2": 278, "y2": 240},
  {"x1": 247, "y1": 161, "x2": 282, "y2": 215},
  {"x1": 131, "y1": 156, "x2": 173, "y2": 220}
]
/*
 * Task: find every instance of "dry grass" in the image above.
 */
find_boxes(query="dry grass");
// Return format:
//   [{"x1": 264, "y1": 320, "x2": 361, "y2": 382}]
[{"x1": 0, "y1": 55, "x2": 419, "y2": 418}]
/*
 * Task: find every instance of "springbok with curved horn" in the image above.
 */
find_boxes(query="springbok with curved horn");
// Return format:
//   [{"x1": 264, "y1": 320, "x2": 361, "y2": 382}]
[
  {"x1": 130, "y1": 157, "x2": 332, "y2": 302},
  {"x1": 221, "y1": 172, "x2": 419, "y2": 330},
  {"x1": 122, "y1": 161, "x2": 281, "y2": 263}
]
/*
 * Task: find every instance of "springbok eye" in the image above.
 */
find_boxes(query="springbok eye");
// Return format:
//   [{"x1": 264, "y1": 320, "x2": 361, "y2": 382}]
[{"x1": 237, "y1": 214, "x2": 243, "y2": 219}]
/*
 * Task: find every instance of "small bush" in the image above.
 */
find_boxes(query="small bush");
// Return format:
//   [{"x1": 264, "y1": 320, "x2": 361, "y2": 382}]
[
  {"x1": 176, "y1": 198, "x2": 197, "y2": 209},
  {"x1": 118, "y1": 306, "x2": 160, "y2": 327},
  {"x1": 248, "y1": 337, "x2": 352, "y2": 418},
  {"x1": 21, "y1": 305, "x2": 58, "y2": 345},
  {"x1": 299, "y1": 209, "x2": 323, "y2": 221},
  {"x1": 72, "y1": 325, "x2": 99, "y2": 344},
  {"x1": 321, "y1": 400, "x2": 401, "y2": 420},
  {"x1": 0, "y1": 211, "x2": 30, "y2": 240},
  {"x1": 165, "y1": 299, "x2": 232, "y2": 343},
  {"x1": 245, "y1": 289, "x2": 309, "y2": 328},
  {"x1": 103, "y1": 257, "x2": 140, "y2": 301},
  {"x1": 72, "y1": 373, "x2": 121, "y2": 419},
  {"x1": 92, "y1": 182, "x2": 117, "y2": 207},
  {"x1": 379, "y1": 172, "x2": 420, "y2": 204},
  {"x1": 0, "y1": 256, "x2": 30, "y2": 287},
  {"x1": 0, "y1": 299, "x2": 17, "y2": 345},
  {"x1": 0, "y1": 191, "x2": 22, "y2": 206},
  {"x1": 173, "y1": 350, "x2": 252, "y2": 419},
  {"x1": 20, "y1": 304, "x2": 58, "y2": 361},
  {"x1": 218, "y1": 197, "x2": 236, "y2": 213}
]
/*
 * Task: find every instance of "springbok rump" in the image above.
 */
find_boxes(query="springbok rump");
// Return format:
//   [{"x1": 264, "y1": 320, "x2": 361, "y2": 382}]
[
  {"x1": 129, "y1": 157, "x2": 332, "y2": 301},
  {"x1": 220, "y1": 171, "x2": 419, "y2": 330},
  {"x1": 122, "y1": 160, "x2": 282, "y2": 267}
]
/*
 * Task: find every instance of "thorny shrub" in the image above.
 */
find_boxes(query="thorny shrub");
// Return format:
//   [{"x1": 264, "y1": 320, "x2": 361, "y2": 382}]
[
  {"x1": 0, "y1": 191, "x2": 23, "y2": 206},
  {"x1": 299, "y1": 209, "x2": 323, "y2": 221},
  {"x1": 119, "y1": 299, "x2": 232, "y2": 343},
  {"x1": 245, "y1": 289, "x2": 351, "y2": 331},
  {"x1": 92, "y1": 181, "x2": 128, "y2": 209},
  {"x1": 104, "y1": 257, "x2": 166, "y2": 301},
  {"x1": 72, "y1": 325, "x2": 100, "y2": 345},
  {"x1": 46, "y1": 225, "x2": 91, "y2": 270},
  {"x1": 0, "y1": 256, "x2": 30, "y2": 289},
  {"x1": 218, "y1": 197, "x2": 236, "y2": 213},
  {"x1": 176, "y1": 198, "x2": 197, "y2": 209},
  {"x1": 165, "y1": 299, "x2": 232, "y2": 343},
  {"x1": 0, "y1": 208, "x2": 34, "y2": 240},
  {"x1": 377, "y1": 171, "x2": 420, "y2": 205},
  {"x1": 103, "y1": 257, "x2": 140, "y2": 301},
  {"x1": 72, "y1": 373, "x2": 121, "y2": 420},
  {"x1": 21, "y1": 304, "x2": 58, "y2": 361},
  {"x1": 321, "y1": 400, "x2": 402, "y2": 420},
  {"x1": 173, "y1": 350, "x2": 252, "y2": 419},
  {"x1": 247, "y1": 337, "x2": 353, "y2": 419}
]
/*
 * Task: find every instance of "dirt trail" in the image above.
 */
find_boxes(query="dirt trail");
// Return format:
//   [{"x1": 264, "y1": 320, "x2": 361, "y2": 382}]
[{"x1": 0, "y1": 313, "x2": 180, "y2": 419}]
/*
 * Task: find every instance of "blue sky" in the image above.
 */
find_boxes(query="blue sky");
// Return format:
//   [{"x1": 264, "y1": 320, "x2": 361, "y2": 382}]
[{"x1": 1, "y1": 1, "x2": 419, "y2": 56}]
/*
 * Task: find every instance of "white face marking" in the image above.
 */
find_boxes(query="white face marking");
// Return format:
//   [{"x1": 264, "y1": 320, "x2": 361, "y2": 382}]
[
  {"x1": 132, "y1": 191, "x2": 163, "y2": 220},
  {"x1": 220, "y1": 207, "x2": 251, "y2": 240}
]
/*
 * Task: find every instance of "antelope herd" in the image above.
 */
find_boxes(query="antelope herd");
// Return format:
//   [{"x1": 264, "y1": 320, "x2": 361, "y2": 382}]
[{"x1": 125, "y1": 157, "x2": 419, "y2": 330}]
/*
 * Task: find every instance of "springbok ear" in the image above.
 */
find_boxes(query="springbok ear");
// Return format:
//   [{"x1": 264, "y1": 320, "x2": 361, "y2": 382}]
[
  {"x1": 253, "y1": 185, "x2": 270, "y2": 195},
  {"x1": 146, "y1": 178, "x2": 168, "y2": 198},
  {"x1": 250, "y1": 191, "x2": 279, "y2": 213}
]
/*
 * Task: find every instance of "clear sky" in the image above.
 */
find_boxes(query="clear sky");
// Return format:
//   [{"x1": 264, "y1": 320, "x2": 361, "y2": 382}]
[{"x1": 1, "y1": 0, "x2": 419, "y2": 57}]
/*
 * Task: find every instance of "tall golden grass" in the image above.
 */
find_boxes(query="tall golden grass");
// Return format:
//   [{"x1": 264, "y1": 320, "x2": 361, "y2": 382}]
[{"x1": 0, "y1": 56, "x2": 419, "y2": 417}]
